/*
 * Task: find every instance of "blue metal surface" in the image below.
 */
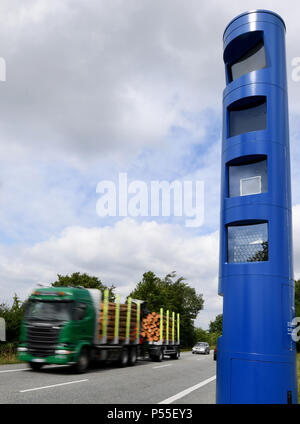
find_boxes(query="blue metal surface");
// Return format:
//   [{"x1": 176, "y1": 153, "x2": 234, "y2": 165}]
[{"x1": 217, "y1": 10, "x2": 298, "y2": 404}]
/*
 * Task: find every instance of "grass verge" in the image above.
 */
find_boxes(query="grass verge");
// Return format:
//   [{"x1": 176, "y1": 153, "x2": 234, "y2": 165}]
[
  {"x1": 0, "y1": 354, "x2": 21, "y2": 365},
  {"x1": 0, "y1": 342, "x2": 22, "y2": 365}
]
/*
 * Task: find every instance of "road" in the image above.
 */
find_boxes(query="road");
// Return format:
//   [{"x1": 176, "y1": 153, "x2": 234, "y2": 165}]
[{"x1": 0, "y1": 351, "x2": 216, "y2": 404}]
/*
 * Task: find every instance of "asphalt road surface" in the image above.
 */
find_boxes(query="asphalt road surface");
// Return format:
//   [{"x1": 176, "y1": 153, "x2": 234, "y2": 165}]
[{"x1": 0, "y1": 351, "x2": 216, "y2": 404}]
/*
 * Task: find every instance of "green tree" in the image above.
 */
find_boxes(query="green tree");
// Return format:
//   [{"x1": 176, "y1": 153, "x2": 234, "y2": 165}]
[
  {"x1": 194, "y1": 327, "x2": 209, "y2": 343},
  {"x1": 51, "y1": 272, "x2": 115, "y2": 301},
  {"x1": 0, "y1": 294, "x2": 25, "y2": 343},
  {"x1": 129, "y1": 271, "x2": 166, "y2": 310},
  {"x1": 207, "y1": 332, "x2": 219, "y2": 348},
  {"x1": 194, "y1": 328, "x2": 219, "y2": 348},
  {"x1": 209, "y1": 314, "x2": 223, "y2": 336},
  {"x1": 129, "y1": 271, "x2": 204, "y2": 347},
  {"x1": 248, "y1": 241, "x2": 269, "y2": 262}
]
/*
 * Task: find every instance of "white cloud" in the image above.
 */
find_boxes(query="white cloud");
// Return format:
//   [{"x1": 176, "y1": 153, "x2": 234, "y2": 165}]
[{"x1": 0, "y1": 0, "x2": 299, "y2": 166}]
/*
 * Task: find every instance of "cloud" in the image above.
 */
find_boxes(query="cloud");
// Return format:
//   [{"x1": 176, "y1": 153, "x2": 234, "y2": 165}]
[{"x1": 5, "y1": 0, "x2": 300, "y2": 166}]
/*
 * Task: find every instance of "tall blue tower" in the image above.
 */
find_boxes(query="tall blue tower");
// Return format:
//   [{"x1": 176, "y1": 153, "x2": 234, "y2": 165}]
[{"x1": 217, "y1": 10, "x2": 298, "y2": 404}]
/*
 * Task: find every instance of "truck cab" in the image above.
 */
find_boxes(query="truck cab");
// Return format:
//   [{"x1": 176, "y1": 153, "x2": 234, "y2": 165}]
[{"x1": 18, "y1": 287, "x2": 95, "y2": 372}]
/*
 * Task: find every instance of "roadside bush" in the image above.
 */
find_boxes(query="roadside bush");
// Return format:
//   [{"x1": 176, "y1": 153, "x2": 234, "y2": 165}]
[
  {"x1": 0, "y1": 342, "x2": 19, "y2": 364},
  {"x1": 0, "y1": 295, "x2": 25, "y2": 343}
]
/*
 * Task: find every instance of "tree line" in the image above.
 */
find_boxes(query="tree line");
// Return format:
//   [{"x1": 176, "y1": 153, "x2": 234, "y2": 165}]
[
  {"x1": 3, "y1": 274, "x2": 300, "y2": 352},
  {"x1": 0, "y1": 271, "x2": 214, "y2": 349}
]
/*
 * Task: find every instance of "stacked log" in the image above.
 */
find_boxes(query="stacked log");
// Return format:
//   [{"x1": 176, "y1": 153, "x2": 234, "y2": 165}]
[
  {"x1": 98, "y1": 302, "x2": 138, "y2": 342},
  {"x1": 141, "y1": 312, "x2": 177, "y2": 342}
]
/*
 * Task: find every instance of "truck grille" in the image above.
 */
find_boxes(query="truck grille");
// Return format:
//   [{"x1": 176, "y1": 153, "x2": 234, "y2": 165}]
[{"x1": 27, "y1": 324, "x2": 60, "y2": 357}]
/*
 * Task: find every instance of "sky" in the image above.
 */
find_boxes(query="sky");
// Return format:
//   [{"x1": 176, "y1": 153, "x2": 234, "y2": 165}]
[{"x1": 1, "y1": 0, "x2": 300, "y2": 329}]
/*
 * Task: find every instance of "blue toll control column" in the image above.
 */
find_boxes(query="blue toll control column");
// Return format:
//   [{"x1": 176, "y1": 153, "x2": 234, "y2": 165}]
[{"x1": 217, "y1": 10, "x2": 298, "y2": 404}]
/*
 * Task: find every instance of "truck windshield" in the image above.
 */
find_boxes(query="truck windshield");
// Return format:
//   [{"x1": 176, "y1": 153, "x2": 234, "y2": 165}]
[{"x1": 25, "y1": 300, "x2": 72, "y2": 322}]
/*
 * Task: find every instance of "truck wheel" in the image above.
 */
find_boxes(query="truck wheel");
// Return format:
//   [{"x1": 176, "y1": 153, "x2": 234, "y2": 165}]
[
  {"x1": 72, "y1": 347, "x2": 90, "y2": 374},
  {"x1": 171, "y1": 349, "x2": 179, "y2": 360},
  {"x1": 29, "y1": 362, "x2": 44, "y2": 372},
  {"x1": 128, "y1": 347, "x2": 137, "y2": 366},
  {"x1": 156, "y1": 349, "x2": 163, "y2": 362},
  {"x1": 119, "y1": 348, "x2": 129, "y2": 367}
]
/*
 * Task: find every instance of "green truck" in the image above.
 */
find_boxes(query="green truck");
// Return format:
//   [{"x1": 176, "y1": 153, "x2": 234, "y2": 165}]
[{"x1": 18, "y1": 286, "x2": 180, "y2": 372}]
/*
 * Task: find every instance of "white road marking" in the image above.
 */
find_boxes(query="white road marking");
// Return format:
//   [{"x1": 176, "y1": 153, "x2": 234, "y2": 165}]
[
  {"x1": 158, "y1": 375, "x2": 216, "y2": 404},
  {"x1": 152, "y1": 364, "x2": 173, "y2": 369},
  {"x1": 0, "y1": 368, "x2": 28, "y2": 373},
  {"x1": 186, "y1": 356, "x2": 208, "y2": 360},
  {"x1": 20, "y1": 379, "x2": 88, "y2": 393}
]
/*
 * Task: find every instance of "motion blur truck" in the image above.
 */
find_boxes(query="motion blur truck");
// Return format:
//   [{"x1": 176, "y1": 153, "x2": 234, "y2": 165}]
[{"x1": 17, "y1": 287, "x2": 180, "y2": 372}]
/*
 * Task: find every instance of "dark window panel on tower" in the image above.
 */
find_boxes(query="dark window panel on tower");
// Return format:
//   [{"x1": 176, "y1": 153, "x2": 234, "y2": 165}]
[
  {"x1": 230, "y1": 40, "x2": 267, "y2": 81},
  {"x1": 228, "y1": 96, "x2": 267, "y2": 137},
  {"x1": 227, "y1": 222, "x2": 268, "y2": 263}
]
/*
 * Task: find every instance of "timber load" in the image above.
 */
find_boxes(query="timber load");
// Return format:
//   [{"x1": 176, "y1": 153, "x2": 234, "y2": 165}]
[
  {"x1": 97, "y1": 289, "x2": 180, "y2": 345},
  {"x1": 141, "y1": 310, "x2": 180, "y2": 344},
  {"x1": 98, "y1": 298, "x2": 139, "y2": 343}
]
